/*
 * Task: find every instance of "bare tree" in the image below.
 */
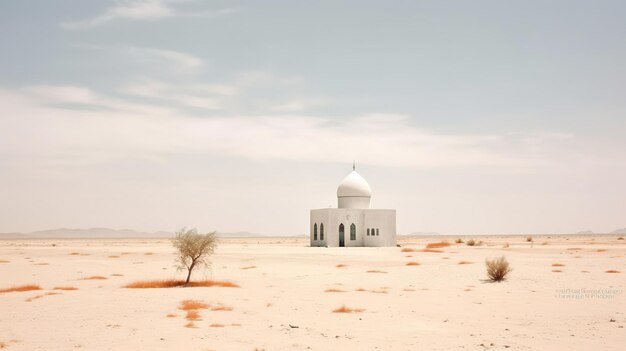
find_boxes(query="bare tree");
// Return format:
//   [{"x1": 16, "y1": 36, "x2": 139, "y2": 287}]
[{"x1": 172, "y1": 228, "x2": 217, "y2": 284}]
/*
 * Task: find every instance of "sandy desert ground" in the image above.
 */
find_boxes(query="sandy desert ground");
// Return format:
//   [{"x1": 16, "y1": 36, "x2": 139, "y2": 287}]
[{"x1": 1, "y1": 235, "x2": 625, "y2": 350}]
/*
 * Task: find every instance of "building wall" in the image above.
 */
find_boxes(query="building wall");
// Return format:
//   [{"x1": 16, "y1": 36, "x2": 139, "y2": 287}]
[{"x1": 310, "y1": 208, "x2": 396, "y2": 247}]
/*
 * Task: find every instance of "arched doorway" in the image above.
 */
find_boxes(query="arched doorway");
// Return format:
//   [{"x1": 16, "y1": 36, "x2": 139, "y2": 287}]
[{"x1": 339, "y1": 223, "x2": 345, "y2": 247}]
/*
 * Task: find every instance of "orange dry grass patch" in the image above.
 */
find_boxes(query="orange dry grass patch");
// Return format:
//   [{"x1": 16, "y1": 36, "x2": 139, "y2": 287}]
[
  {"x1": 0, "y1": 284, "x2": 42, "y2": 293},
  {"x1": 605, "y1": 270, "x2": 620, "y2": 273},
  {"x1": 210, "y1": 323, "x2": 225, "y2": 328},
  {"x1": 325, "y1": 288, "x2": 346, "y2": 293},
  {"x1": 184, "y1": 322, "x2": 196, "y2": 328},
  {"x1": 596, "y1": 249, "x2": 607, "y2": 252},
  {"x1": 552, "y1": 263, "x2": 565, "y2": 267},
  {"x1": 355, "y1": 288, "x2": 366, "y2": 292},
  {"x1": 333, "y1": 305, "x2": 364, "y2": 313},
  {"x1": 25, "y1": 294, "x2": 44, "y2": 302},
  {"x1": 123, "y1": 279, "x2": 240, "y2": 289},
  {"x1": 458, "y1": 261, "x2": 473, "y2": 265},
  {"x1": 421, "y1": 249, "x2": 444, "y2": 253},
  {"x1": 0, "y1": 260, "x2": 9, "y2": 263},
  {"x1": 179, "y1": 300, "x2": 209, "y2": 311},
  {"x1": 336, "y1": 264, "x2": 347, "y2": 268},
  {"x1": 406, "y1": 262, "x2": 420, "y2": 266},
  {"x1": 366, "y1": 270, "x2": 387, "y2": 273},
  {"x1": 400, "y1": 248, "x2": 417, "y2": 252},
  {"x1": 425, "y1": 241, "x2": 450, "y2": 249},
  {"x1": 54, "y1": 286, "x2": 78, "y2": 291},
  {"x1": 185, "y1": 310, "x2": 201, "y2": 321},
  {"x1": 166, "y1": 313, "x2": 177, "y2": 318},
  {"x1": 211, "y1": 304, "x2": 233, "y2": 311},
  {"x1": 81, "y1": 276, "x2": 107, "y2": 280},
  {"x1": 552, "y1": 270, "x2": 562, "y2": 273},
  {"x1": 240, "y1": 266, "x2": 256, "y2": 270}
]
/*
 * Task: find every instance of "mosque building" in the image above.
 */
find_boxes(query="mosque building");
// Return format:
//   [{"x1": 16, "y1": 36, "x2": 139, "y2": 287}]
[{"x1": 310, "y1": 164, "x2": 396, "y2": 247}]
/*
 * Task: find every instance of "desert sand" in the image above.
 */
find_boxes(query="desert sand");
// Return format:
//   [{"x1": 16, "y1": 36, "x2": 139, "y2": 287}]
[{"x1": 0, "y1": 235, "x2": 624, "y2": 350}]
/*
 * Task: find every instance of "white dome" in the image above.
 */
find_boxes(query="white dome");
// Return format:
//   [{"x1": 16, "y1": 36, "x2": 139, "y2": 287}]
[{"x1": 337, "y1": 170, "x2": 372, "y2": 198}]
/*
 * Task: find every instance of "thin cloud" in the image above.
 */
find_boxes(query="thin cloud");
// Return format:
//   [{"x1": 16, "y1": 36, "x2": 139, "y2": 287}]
[
  {"x1": 61, "y1": 0, "x2": 237, "y2": 29},
  {"x1": 133, "y1": 47, "x2": 204, "y2": 70}
]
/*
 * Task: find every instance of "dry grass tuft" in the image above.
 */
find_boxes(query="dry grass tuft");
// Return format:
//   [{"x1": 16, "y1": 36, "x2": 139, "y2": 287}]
[
  {"x1": 458, "y1": 261, "x2": 473, "y2": 265},
  {"x1": 605, "y1": 270, "x2": 620, "y2": 273},
  {"x1": 179, "y1": 300, "x2": 209, "y2": 311},
  {"x1": 69, "y1": 252, "x2": 90, "y2": 256},
  {"x1": 526, "y1": 236, "x2": 533, "y2": 242},
  {"x1": 333, "y1": 305, "x2": 364, "y2": 313},
  {"x1": 108, "y1": 255, "x2": 120, "y2": 258},
  {"x1": 552, "y1": 263, "x2": 565, "y2": 267},
  {"x1": 455, "y1": 238, "x2": 463, "y2": 244},
  {"x1": 426, "y1": 241, "x2": 450, "y2": 249},
  {"x1": 466, "y1": 239, "x2": 476, "y2": 246},
  {"x1": 325, "y1": 288, "x2": 346, "y2": 293},
  {"x1": 211, "y1": 304, "x2": 233, "y2": 311},
  {"x1": 421, "y1": 249, "x2": 444, "y2": 253},
  {"x1": 596, "y1": 249, "x2": 607, "y2": 252},
  {"x1": 485, "y1": 256, "x2": 512, "y2": 282},
  {"x1": 355, "y1": 288, "x2": 366, "y2": 292},
  {"x1": 210, "y1": 323, "x2": 225, "y2": 328},
  {"x1": 240, "y1": 265, "x2": 257, "y2": 270},
  {"x1": 166, "y1": 313, "x2": 177, "y2": 318},
  {"x1": 0, "y1": 341, "x2": 6, "y2": 348},
  {"x1": 336, "y1": 264, "x2": 347, "y2": 268},
  {"x1": 123, "y1": 279, "x2": 239, "y2": 289},
  {"x1": 25, "y1": 294, "x2": 44, "y2": 302},
  {"x1": 81, "y1": 276, "x2": 107, "y2": 280},
  {"x1": 53, "y1": 286, "x2": 78, "y2": 291},
  {"x1": 366, "y1": 270, "x2": 387, "y2": 273},
  {"x1": 566, "y1": 248, "x2": 582, "y2": 251},
  {"x1": 503, "y1": 243, "x2": 510, "y2": 248},
  {"x1": 400, "y1": 247, "x2": 417, "y2": 252},
  {"x1": 405, "y1": 261, "x2": 420, "y2": 266},
  {"x1": 0, "y1": 260, "x2": 9, "y2": 263},
  {"x1": 34, "y1": 263, "x2": 49, "y2": 265},
  {"x1": 111, "y1": 273, "x2": 124, "y2": 277},
  {"x1": 552, "y1": 269, "x2": 563, "y2": 273},
  {"x1": 184, "y1": 322, "x2": 196, "y2": 328},
  {"x1": 0, "y1": 284, "x2": 42, "y2": 293},
  {"x1": 185, "y1": 310, "x2": 201, "y2": 321},
  {"x1": 144, "y1": 252, "x2": 154, "y2": 255},
  {"x1": 618, "y1": 237, "x2": 624, "y2": 240}
]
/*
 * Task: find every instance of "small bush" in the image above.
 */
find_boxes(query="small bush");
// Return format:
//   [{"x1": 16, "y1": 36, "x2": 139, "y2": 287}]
[
  {"x1": 406, "y1": 262, "x2": 420, "y2": 266},
  {"x1": 336, "y1": 264, "x2": 347, "y2": 268},
  {"x1": 552, "y1": 263, "x2": 565, "y2": 267},
  {"x1": 325, "y1": 288, "x2": 345, "y2": 292},
  {"x1": 179, "y1": 300, "x2": 209, "y2": 311},
  {"x1": 455, "y1": 238, "x2": 463, "y2": 244},
  {"x1": 606, "y1": 270, "x2": 620, "y2": 273},
  {"x1": 552, "y1": 270, "x2": 562, "y2": 273},
  {"x1": 526, "y1": 236, "x2": 533, "y2": 242},
  {"x1": 485, "y1": 256, "x2": 512, "y2": 282},
  {"x1": 54, "y1": 286, "x2": 78, "y2": 291},
  {"x1": 466, "y1": 239, "x2": 476, "y2": 246},
  {"x1": 400, "y1": 248, "x2": 417, "y2": 252},
  {"x1": 458, "y1": 261, "x2": 473, "y2": 265}
]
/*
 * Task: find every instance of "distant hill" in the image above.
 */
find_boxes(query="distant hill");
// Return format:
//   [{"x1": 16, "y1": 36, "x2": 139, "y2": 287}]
[
  {"x1": 576, "y1": 230, "x2": 594, "y2": 235},
  {"x1": 405, "y1": 232, "x2": 440, "y2": 236},
  {"x1": 0, "y1": 228, "x2": 266, "y2": 239},
  {"x1": 611, "y1": 228, "x2": 626, "y2": 234}
]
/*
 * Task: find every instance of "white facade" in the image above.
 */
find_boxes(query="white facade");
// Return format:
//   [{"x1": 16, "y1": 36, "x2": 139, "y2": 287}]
[{"x1": 310, "y1": 167, "x2": 396, "y2": 247}]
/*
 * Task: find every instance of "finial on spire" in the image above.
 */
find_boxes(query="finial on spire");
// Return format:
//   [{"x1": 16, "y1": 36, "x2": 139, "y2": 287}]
[{"x1": 352, "y1": 160, "x2": 355, "y2": 171}]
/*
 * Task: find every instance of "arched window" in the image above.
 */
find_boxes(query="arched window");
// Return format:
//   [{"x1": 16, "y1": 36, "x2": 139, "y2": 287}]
[
  {"x1": 350, "y1": 223, "x2": 356, "y2": 240},
  {"x1": 367, "y1": 228, "x2": 370, "y2": 236},
  {"x1": 376, "y1": 228, "x2": 379, "y2": 236},
  {"x1": 313, "y1": 223, "x2": 318, "y2": 240},
  {"x1": 320, "y1": 223, "x2": 324, "y2": 240}
]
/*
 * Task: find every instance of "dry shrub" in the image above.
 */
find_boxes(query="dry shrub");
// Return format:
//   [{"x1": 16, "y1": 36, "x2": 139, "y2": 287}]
[
  {"x1": 552, "y1": 263, "x2": 565, "y2": 267},
  {"x1": 455, "y1": 238, "x2": 463, "y2": 244},
  {"x1": 336, "y1": 264, "x2": 347, "y2": 268},
  {"x1": 184, "y1": 322, "x2": 196, "y2": 328},
  {"x1": 400, "y1": 248, "x2": 417, "y2": 252},
  {"x1": 355, "y1": 288, "x2": 366, "y2": 292},
  {"x1": 526, "y1": 236, "x2": 533, "y2": 242},
  {"x1": 123, "y1": 279, "x2": 239, "y2": 289},
  {"x1": 166, "y1": 313, "x2": 177, "y2": 318},
  {"x1": 552, "y1": 270, "x2": 562, "y2": 273},
  {"x1": 366, "y1": 270, "x2": 387, "y2": 273},
  {"x1": 333, "y1": 305, "x2": 364, "y2": 313},
  {"x1": 541, "y1": 242, "x2": 548, "y2": 245},
  {"x1": 426, "y1": 241, "x2": 450, "y2": 249},
  {"x1": 81, "y1": 276, "x2": 107, "y2": 280},
  {"x1": 405, "y1": 255, "x2": 413, "y2": 257},
  {"x1": 596, "y1": 249, "x2": 607, "y2": 252},
  {"x1": 210, "y1": 323, "x2": 225, "y2": 328},
  {"x1": 325, "y1": 288, "x2": 345, "y2": 293},
  {"x1": 0, "y1": 341, "x2": 6, "y2": 348},
  {"x1": 581, "y1": 270, "x2": 590, "y2": 273},
  {"x1": 503, "y1": 243, "x2": 510, "y2": 248},
  {"x1": 403, "y1": 288, "x2": 415, "y2": 291},
  {"x1": 180, "y1": 300, "x2": 209, "y2": 311},
  {"x1": 34, "y1": 263, "x2": 49, "y2": 265},
  {"x1": 54, "y1": 286, "x2": 78, "y2": 291},
  {"x1": 618, "y1": 237, "x2": 624, "y2": 240},
  {"x1": 567, "y1": 248, "x2": 582, "y2": 251},
  {"x1": 485, "y1": 256, "x2": 512, "y2": 282},
  {"x1": 466, "y1": 239, "x2": 476, "y2": 246},
  {"x1": 25, "y1": 295, "x2": 44, "y2": 302},
  {"x1": 458, "y1": 261, "x2": 473, "y2": 265},
  {"x1": 0, "y1": 260, "x2": 9, "y2": 263},
  {"x1": 0, "y1": 284, "x2": 42, "y2": 293},
  {"x1": 69, "y1": 252, "x2": 90, "y2": 256},
  {"x1": 421, "y1": 249, "x2": 444, "y2": 253},
  {"x1": 605, "y1": 270, "x2": 620, "y2": 273},
  {"x1": 406, "y1": 262, "x2": 420, "y2": 266},
  {"x1": 240, "y1": 266, "x2": 256, "y2": 270},
  {"x1": 111, "y1": 273, "x2": 124, "y2": 277},
  {"x1": 108, "y1": 255, "x2": 119, "y2": 258},
  {"x1": 144, "y1": 252, "x2": 154, "y2": 255}
]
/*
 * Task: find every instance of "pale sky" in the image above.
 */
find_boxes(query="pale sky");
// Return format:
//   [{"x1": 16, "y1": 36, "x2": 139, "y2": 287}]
[{"x1": 1, "y1": 0, "x2": 625, "y2": 235}]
